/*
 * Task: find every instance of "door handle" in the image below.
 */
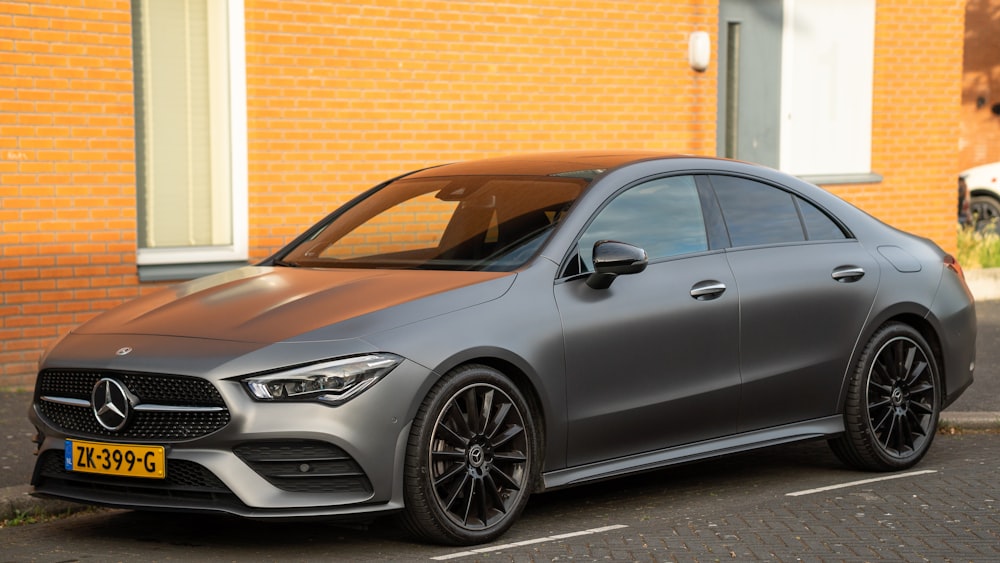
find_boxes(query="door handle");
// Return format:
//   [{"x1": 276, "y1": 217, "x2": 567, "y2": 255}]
[
  {"x1": 690, "y1": 280, "x2": 727, "y2": 300},
  {"x1": 832, "y1": 266, "x2": 865, "y2": 283}
]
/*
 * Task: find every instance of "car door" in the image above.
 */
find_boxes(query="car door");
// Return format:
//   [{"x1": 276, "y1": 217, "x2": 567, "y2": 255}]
[
  {"x1": 555, "y1": 175, "x2": 741, "y2": 467},
  {"x1": 707, "y1": 174, "x2": 880, "y2": 431}
]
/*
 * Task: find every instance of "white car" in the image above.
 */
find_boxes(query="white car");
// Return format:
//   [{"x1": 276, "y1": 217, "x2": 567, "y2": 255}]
[{"x1": 961, "y1": 161, "x2": 1000, "y2": 229}]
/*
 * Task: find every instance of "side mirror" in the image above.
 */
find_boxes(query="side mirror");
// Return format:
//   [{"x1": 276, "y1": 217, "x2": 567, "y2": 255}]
[{"x1": 586, "y1": 240, "x2": 648, "y2": 289}]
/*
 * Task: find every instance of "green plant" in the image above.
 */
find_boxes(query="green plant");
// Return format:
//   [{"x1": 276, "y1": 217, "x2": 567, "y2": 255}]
[
  {"x1": 0, "y1": 508, "x2": 40, "y2": 528},
  {"x1": 0, "y1": 505, "x2": 93, "y2": 528},
  {"x1": 957, "y1": 222, "x2": 1000, "y2": 269}
]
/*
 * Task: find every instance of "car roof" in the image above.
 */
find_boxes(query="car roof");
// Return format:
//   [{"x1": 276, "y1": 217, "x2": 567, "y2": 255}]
[{"x1": 406, "y1": 150, "x2": 696, "y2": 178}]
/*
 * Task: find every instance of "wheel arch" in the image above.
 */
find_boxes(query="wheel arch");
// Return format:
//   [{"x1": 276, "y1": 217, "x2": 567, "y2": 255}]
[
  {"x1": 459, "y1": 356, "x2": 547, "y2": 443},
  {"x1": 887, "y1": 313, "x2": 946, "y2": 393},
  {"x1": 839, "y1": 310, "x2": 945, "y2": 412},
  {"x1": 428, "y1": 350, "x2": 551, "y2": 489},
  {"x1": 969, "y1": 188, "x2": 1000, "y2": 201}
]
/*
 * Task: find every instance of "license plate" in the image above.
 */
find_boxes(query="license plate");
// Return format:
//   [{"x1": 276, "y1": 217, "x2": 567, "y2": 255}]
[{"x1": 65, "y1": 439, "x2": 166, "y2": 479}]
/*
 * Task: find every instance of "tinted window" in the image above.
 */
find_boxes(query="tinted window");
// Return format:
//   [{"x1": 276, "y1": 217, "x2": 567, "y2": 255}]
[
  {"x1": 710, "y1": 175, "x2": 804, "y2": 246},
  {"x1": 798, "y1": 199, "x2": 847, "y2": 240},
  {"x1": 710, "y1": 175, "x2": 847, "y2": 245},
  {"x1": 577, "y1": 175, "x2": 708, "y2": 271}
]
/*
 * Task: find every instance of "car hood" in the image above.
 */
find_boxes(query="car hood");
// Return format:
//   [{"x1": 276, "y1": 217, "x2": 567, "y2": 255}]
[{"x1": 74, "y1": 266, "x2": 515, "y2": 344}]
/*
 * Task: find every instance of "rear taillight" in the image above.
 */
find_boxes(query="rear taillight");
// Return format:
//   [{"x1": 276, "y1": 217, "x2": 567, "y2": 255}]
[{"x1": 944, "y1": 254, "x2": 965, "y2": 283}]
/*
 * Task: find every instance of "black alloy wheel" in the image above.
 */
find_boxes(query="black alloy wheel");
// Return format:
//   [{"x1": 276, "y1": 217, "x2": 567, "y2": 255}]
[
  {"x1": 830, "y1": 322, "x2": 941, "y2": 471},
  {"x1": 401, "y1": 365, "x2": 538, "y2": 545}
]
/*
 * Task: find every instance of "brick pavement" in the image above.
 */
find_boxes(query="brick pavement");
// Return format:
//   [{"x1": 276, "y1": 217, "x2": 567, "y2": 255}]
[
  {"x1": 465, "y1": 435, "x2": 1000, "y2": 562},
  {"x1": 1, "y1": 434, "x2": 996, "y2": 561}
]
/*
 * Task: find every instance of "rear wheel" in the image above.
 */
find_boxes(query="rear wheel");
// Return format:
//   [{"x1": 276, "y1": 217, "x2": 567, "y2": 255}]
[
  {"x1": 401, "y1": 364, "x2": 539, "y2": 545},
  {"x1": 829, "y1": 322, "x2": 940, "y2": 471},
  {"x1": 971, "y1": 194, "x2": 1000, "y2": 231}
]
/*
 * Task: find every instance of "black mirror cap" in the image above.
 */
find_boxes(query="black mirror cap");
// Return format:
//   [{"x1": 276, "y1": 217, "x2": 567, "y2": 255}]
[{"x1": 586, "y1": 240, "x2": 648, "y2": 289}]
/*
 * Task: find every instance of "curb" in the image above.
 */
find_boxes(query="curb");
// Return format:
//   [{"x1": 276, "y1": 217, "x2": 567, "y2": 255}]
[
  {"x1": 938, "y1": 411, "x2": 1000, "y2": 430},
  {"x1": 0, "y1": 485, "x2": 89, "y2": 524},
  {"x1": 964, "y1": 268, "x2": 1000, "y2": 302}
]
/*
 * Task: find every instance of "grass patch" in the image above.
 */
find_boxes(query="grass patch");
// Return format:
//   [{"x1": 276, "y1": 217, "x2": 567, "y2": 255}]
[
  {"x1": 0, "y1": 508, "x2": 40, "y2": 527},
  {"x1": 0, "y1": 507, "x2": 62, "y2": 528},
  {"x1": 957, "y1": 223, "x2": 1000, "y2": 269},
  {"x1": 0, "y1": 505, "x2": 97, "y2": 529}
]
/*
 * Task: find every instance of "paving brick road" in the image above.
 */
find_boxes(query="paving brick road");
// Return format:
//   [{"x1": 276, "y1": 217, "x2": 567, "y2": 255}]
[{"x1": 0, "y1": 433, "x2": 997, "y2": 561}]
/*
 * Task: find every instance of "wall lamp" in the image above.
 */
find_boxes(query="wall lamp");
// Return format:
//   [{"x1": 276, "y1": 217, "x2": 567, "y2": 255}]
[{"x1": 689, "y1": 31, "x2": 711, "y2": 72}]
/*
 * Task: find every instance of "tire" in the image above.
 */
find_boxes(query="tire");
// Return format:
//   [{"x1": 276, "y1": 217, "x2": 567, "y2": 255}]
[
  {"x1": 400, "y1": 364, "x2": 539, "y2": 545},
  {"x1": 829, "y1": 322, "x2": 941, "y2": 471},
  {"x1": 970, "y1": 194, "x2": 1000, "y2": 232}
]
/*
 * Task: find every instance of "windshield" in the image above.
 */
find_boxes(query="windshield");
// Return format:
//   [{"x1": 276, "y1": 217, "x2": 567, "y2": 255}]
[{"x1": 278, "y1": 175, "x2": 589, "y2": 271}]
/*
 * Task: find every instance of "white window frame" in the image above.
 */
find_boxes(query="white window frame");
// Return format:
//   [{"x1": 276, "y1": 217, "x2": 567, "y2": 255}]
[
  {"x1": 778, "y1": 0, "x2": 876, "y2": 179},
  {"x1": 135, "y1": 0, "x2": 248, "y2": 269}
]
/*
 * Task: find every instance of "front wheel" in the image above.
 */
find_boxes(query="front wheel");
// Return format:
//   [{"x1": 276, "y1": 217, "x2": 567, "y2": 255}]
[
  {"x1": 401, "y1": 365, "x2": 539, "y2": 545},
  {"x1": 829, "y1": 322, "x2": 941, "y2": 471}
]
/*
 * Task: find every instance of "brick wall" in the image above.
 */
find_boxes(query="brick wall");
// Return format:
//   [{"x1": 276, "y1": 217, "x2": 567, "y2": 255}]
[
  {"x1": 243, "y1": 0, "x2": 719, "y2": 260},
  {"x1": 960, "y1": 0, "x2": 1000, "y2": 170},
  {"x1": 0, "y1": 0, "x2": 966, "y2": 389},
  {"x1": 1, "y1": 0, "x2": 138, "y2": 388},
  {"x1": 824, "y1": 0, "x2": 964, "y2": 252}
]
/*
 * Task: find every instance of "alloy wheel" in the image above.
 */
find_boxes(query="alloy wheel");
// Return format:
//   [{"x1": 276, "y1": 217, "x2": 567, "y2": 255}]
[
  {"x1": 428, "y1": 383, "x2": 530, "y2": 531},
  {"x1": 866, "y1": 336, "x2": 937, "y2": 459}
]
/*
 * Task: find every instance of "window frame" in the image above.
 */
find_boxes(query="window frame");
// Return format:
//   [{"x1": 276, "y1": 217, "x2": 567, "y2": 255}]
[
  {"x1": 704, "y1": 173, "x2": 852, "y2": 249},
  {"x1": 133, "y1": 0, "x2": 249, "y2": 281},
  {"x1": 778, "y1": 0, "x2": 877, "y2": 180}
]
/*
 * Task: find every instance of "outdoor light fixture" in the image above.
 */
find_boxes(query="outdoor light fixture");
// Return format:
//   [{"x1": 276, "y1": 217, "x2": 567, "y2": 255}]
[{"x1": 689, "y1": 31, "x2": 710, "y2": 72}]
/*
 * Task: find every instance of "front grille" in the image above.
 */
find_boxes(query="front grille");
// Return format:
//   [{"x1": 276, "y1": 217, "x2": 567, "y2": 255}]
[
  {"x1": 34, "y1": 449, "x2": 244, "y2": 509},
  {"x1": 36, "y1": 369, "x2": 230, "y2": 442},
  {"x1": 39, "y1": 401, "x2": 230, "y2": 441},
  {"x1": 39, "y1": 370, "x2": 224, "y2": 405},
  {"x1": 234, "y1": 441, "x2": 373, "y2": 494}
]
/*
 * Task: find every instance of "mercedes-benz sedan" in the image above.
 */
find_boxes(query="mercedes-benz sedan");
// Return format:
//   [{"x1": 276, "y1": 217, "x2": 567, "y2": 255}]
[{"x1": 29, "y1": 152, "x2": 975, "y2": 545}]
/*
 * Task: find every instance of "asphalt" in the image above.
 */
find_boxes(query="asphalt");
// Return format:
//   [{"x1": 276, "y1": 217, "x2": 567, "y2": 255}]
[{"x1": 2, "y1": 300, "x2": 999, "y2": 523}]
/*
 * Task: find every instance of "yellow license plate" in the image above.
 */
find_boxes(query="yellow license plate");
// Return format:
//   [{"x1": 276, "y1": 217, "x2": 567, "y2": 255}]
[{"x1": 65, "y1": 439, "x2": 166, "y2": 479}]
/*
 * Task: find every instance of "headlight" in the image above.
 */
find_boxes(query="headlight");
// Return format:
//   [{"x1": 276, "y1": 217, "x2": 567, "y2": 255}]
[{"x1": 242, "y1": 354, "x2": 402, "y2": 406}]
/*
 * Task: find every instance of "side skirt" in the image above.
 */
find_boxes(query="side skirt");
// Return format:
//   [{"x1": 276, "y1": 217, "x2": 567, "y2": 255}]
[{"x1": 541, "y1": 415, "x2": 844, "y2": 490}]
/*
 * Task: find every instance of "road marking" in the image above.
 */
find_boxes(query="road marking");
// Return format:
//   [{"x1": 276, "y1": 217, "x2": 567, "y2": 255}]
[
  {"x1": 786, "y1": 469, "x2": 938, "y2": 497},
  {"x1": 430, "y1": 524, "x2": 630, "y2": 560}
]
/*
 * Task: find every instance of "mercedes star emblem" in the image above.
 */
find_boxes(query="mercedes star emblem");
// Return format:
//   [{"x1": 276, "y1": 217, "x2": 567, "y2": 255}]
[{"x1": 92, "y1": 378, "x2": 132, "y2": 431}]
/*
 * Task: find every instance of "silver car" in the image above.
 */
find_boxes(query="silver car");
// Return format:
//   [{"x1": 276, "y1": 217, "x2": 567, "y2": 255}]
[{"x1": 29, "y1": 152, "x2": 976, "y2": 545}]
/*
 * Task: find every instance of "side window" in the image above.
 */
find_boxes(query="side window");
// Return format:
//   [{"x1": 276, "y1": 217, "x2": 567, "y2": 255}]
[
  {"x1": 710, "y1": 175, "x2": 846, "y2": 246},
  {"x1": 711, "y1": 175, "x2": 804, "y2": 246},
  {"x1": 797, "y1": 198, "x2": 848, "y2": 241},
  {"x1": 576, "y1": 175, "x2": 708, "y2": 272}
]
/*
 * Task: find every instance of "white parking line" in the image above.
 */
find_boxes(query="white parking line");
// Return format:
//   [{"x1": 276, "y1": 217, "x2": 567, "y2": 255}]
[
  {"x1": 786, "y1": 469, "x2": 938, "y2": 497},
  {"x1": 430, "y1": 524, "x2": 630, "y2": 560}
]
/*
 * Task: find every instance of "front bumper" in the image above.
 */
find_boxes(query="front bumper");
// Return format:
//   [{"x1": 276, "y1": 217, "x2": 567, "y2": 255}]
[{"x1": 29, "y1": 360, "x2": 431, "y2": 518}]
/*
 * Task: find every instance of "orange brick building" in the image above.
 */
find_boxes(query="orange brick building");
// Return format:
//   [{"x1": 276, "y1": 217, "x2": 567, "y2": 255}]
[
  {"x1": 961, "y1": 0, "x2": 1000, "y2": 169},
  {"x1": 0, "y1": 0, "x2": 966, "y2": 388}
]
